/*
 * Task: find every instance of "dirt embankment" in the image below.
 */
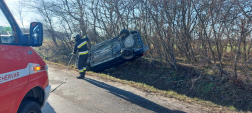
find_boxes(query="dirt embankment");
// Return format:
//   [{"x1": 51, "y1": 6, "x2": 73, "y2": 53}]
[{"x1": 102, "y1": 58, "x2": 252, "y2": 112}]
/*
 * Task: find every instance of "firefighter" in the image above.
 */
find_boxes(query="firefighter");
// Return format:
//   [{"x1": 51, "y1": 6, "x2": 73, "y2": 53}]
[{"x1": 71, "y1": 33, "x2": 91, "y2": 79}]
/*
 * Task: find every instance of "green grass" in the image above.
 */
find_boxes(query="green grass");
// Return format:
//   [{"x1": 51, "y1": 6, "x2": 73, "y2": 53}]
[
  {"x1": 228, "y1": 106, "x2": 237, "y2": 111},
  {"x1": 202, "y1": 82, "x2": 214, "y2": 94},
  {"x1": 206, "y1": 70, "x2": 214, "y2": 75}
]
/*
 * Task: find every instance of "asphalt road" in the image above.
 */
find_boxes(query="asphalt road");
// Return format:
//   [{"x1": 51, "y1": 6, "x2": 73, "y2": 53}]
[{"x1": 41, "y1": 64, "x2": 209, "y2": 113}]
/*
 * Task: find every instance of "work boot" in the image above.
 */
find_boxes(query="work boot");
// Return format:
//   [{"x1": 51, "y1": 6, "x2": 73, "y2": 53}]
[
  {"x1": 82, "y1": 73, "x2": 86, "y2": 79},
  {"x1": 77, "y1": 73, "x2": 85, "y2": 79}
]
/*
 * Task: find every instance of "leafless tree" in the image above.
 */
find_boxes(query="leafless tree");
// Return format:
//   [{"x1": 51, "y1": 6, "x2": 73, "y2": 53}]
[{"x1": 19, "y1": 0, "x2": 252, "y2": 78}]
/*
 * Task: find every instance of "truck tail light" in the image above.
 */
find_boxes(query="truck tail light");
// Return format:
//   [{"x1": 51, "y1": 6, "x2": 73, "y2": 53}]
[{"x1": 34, "y1": 66, "x2": 41, "y2": 71}]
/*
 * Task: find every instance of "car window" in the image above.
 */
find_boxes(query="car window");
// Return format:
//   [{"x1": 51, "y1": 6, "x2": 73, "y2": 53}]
[{"x1": 0, "y1": 8, "x2": 17, "y2": 44}]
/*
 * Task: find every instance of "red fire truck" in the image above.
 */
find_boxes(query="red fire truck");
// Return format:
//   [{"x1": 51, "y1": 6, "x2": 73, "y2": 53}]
[{"x1": 0, "y1": 0, "x2": 50, "y2": 113}]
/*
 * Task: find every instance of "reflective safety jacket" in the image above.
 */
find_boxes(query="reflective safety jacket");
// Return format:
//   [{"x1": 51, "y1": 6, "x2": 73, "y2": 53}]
[{"x1": 73, "y1": 36, "x2": 90, "y2": 55}]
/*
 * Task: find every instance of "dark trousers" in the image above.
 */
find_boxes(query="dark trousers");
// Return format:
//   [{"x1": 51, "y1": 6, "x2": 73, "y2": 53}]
[{"x1": 78, "y1": 54, "x2": 88, "y2": 75}]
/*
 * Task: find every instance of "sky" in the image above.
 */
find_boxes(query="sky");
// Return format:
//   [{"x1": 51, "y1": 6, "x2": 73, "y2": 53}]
[
  {"x1": 0, "y1": 9, "x2": 9, "y2": 27},
  {"x1": 4, "y1": 0, "x2": 41, "y2": 28}
]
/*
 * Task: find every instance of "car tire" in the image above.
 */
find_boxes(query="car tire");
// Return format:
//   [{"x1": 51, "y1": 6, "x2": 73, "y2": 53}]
[
  {"x1": 121, "y1": 48, "x2": 134, "y2": 59},
  {"x1": 120, "y1": 29, "x2": 130, "y2": 37},
  {"x1": 17, "y1": 101, "x2": 41, "y2": 113}
]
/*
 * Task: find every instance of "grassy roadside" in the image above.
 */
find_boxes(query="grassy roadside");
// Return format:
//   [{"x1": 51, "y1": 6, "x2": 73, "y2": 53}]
[{"x1": 44, "y1": 60, "x2": 246, "y2": 113}]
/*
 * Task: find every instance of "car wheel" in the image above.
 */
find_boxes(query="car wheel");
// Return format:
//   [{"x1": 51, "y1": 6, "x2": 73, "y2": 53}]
[
  {"x1": 120, "y1": 29, "x2": 130, "y2": 37},
  {"x1": 121, "y1": 48, "x2": 134, "y2": 59},
  {"x1": 17, "y1": 101, "x2": 41, "y2": 113}
]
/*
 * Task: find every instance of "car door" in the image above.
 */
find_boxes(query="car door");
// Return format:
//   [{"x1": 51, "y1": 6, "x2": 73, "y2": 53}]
[{"x1": 0, "y1": 3, "x2": 29, "y2": 112}]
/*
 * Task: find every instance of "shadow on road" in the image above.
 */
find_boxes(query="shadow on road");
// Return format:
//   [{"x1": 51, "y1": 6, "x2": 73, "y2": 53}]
[
  {"x1": 84, "y1": 78, "x2": 185, "y2": 113},
  {"x1": 42, "y1": 102, "x2": 56, "y2": 113}
]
